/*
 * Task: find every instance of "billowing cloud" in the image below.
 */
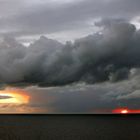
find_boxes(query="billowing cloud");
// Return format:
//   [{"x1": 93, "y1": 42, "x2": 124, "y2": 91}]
[{"x1": 0, "y1": 20, "x2": 140, "y2": 87}]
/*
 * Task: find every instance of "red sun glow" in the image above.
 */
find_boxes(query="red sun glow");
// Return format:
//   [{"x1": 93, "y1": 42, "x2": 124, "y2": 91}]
[
  {"x1": 112, "y1": 108, "x2": 140, "y2": 114},
  {"x1": 120, "y1": 109, "x2": 129, "y2": 114}
]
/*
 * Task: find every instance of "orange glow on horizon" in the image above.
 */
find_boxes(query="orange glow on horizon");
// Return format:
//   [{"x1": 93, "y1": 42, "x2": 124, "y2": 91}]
[
  {"x1": 120, "y1": 109, "x2": 129, "y2": 114},
  {"x1": 112, "y1": 108, "x2": 140, "y2": 114},
  {"x1": 0, "y1": 88, "x2": 30, "y2": 104}
]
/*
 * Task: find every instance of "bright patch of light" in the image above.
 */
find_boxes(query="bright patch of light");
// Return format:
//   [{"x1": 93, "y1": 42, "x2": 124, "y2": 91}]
[
  {"x1": 0, "y1": 88, "x2": 29, "y2": 104},
  {"x1": 121, "y1": 109, "x2": 128, "y2": 114},
  {"x1": 131, "y1": 16, "x2": 140, "y2": 30}
]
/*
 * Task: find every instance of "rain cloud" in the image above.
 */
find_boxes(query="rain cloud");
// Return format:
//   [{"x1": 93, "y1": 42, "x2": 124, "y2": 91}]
[{"x1": 0, "y1": 19, "x2": 140, "y2": 87}]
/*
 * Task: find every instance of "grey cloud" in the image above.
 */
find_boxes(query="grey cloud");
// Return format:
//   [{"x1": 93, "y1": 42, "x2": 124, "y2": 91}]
[
  {"x1": 24, "y1": 73, "x2": 140, "y2": 113},
  {"x1": 24, "y1": 84, "x2": 112, "y2": 113},
  {"x1": 0, "y1": 0, "x2": 140, "y2": 38},
  {"x1": 0, "y1": 20, "x2": 140, "y2": 86},
  {"x1": 117, "y1": 90, "x2": 140, "y2": 100}
]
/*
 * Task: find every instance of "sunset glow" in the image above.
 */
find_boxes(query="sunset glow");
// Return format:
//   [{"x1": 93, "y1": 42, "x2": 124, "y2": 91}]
[
  {"x1": 112, "y1": 108, "x2": 140, "y2": 114},
  {"x1": 120, "y1": 109, "x2": 129, "y2": 114},
  {"x1": 0, "y1": 88, "x2": 30, "y2": 104}
]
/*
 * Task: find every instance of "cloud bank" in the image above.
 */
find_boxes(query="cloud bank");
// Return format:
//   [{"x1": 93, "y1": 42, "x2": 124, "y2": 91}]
[{"x1": 0, "y1": 19, "x2": 140, "y2": 87}]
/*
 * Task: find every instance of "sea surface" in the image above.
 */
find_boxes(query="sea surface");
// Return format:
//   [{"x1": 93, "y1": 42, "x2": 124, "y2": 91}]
[{"x1": 0, "y1": 114, "x2": 140, "y2": 140}]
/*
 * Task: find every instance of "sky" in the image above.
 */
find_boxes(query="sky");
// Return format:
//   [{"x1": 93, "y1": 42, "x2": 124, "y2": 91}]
[
  {"x1": 0, "y1": 0, "x2": 140, "y2": 113},
  {"x1": 0, "y1": 0, "x2": 140, "y2": 44}
]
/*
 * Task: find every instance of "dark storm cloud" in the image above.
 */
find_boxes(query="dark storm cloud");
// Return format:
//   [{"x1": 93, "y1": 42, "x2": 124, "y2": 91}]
[{"x1": 0, "y1": 20, "x2": 140, "y2": 86}]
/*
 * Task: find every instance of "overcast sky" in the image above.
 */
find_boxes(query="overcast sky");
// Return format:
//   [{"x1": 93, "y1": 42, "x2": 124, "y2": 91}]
[
  {"x1": 0, "y1": 0, "x2": 140, "y2": 44},
  {"x1": 0, "y1": 0, "x2": 140, "y2": 113}
]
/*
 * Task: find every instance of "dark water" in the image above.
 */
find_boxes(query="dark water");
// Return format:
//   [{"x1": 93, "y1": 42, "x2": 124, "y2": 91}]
[{"x1": 0, "y1": 115, "x2": 140, "y2": 140}]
